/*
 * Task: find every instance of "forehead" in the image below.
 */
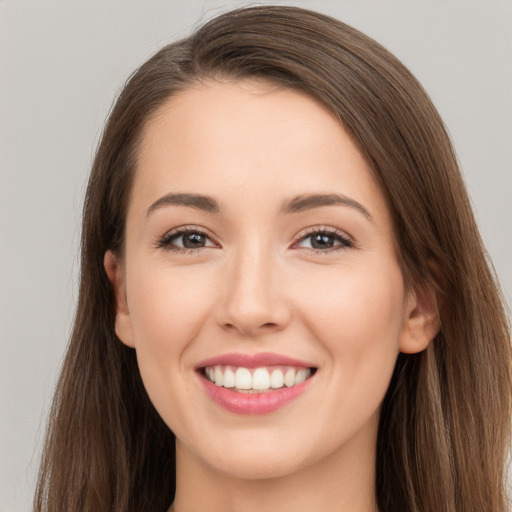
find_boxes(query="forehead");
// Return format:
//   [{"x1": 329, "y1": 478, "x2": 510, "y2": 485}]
[
  {"x1": 138, "y1": 79, "x2": 346, "y2": 170},
  {"x1": 130, "y1": 79, "x2": 391, "y2": 227}
]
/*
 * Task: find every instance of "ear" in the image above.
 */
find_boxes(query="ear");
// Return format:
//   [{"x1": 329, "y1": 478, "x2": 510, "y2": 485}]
[
  {"x1": 104, "y1": 250, "x2": 135, "y2": 348},
  {"x1": 399, "y1": 284, "x2": 440, "y2": 354}
]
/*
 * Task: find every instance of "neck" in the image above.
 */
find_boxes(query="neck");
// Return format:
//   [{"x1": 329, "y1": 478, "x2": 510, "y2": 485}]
[{"x1": 170, "y1": 422, "x2": 379, "y2": 512}]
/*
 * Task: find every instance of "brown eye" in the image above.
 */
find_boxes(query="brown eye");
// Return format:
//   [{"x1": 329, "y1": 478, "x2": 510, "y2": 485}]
[
  {"x1": 157, "y1": 228, "x2": 217, "y2": 252},
  {"x1": 295, "y1": 229, "x2": 352, "y2": 252},
  {"x1": 181, "y1": 232, "x2": 208, "y2": 248},
  {"x1": 310, "y1": 233, "x2": 336, "y2": 249}
]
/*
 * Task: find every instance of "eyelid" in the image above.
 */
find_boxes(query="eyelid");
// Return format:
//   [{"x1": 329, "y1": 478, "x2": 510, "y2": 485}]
[
  {"x1": 155, "y1": 225, "x2": 220, "y2": 251},
  {"x1": 154, "y1": 224, "x2": 353, "y2": 253},
  {"x1": 291, "y1": 226, "x2": 354, "y2": 251}
]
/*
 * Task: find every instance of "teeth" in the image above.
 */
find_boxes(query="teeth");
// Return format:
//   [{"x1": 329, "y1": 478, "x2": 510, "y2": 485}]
[
  {"x1": 204, "y1": 365, "x2": 312, "y2": 392},
  {"x1": 252, "y1": 368, "x2": 271, "y2": 390},
  {"x1": 295, "y1": 368, "x2": 308, "y2": 385},
  {"x1": 223, "y1": 367, "x2": 235, "y2": 388},
  {"x1": 235, "y1": 368, "x2": 252, "y2": 390},
  {"x1": 284, "y1": 368, "x2": 295, "y2": 387},
  {"x1": 214, "y1": 366, "x2": 223, "y2": 386},
  {"x1": 270, "y1": 368, "x2": 284, "y2": 389}
]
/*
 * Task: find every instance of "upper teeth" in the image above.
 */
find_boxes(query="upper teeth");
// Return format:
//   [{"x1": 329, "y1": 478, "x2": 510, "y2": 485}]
[{"x1": 205, "y1": 365, "x2": 312, "y2": 392}]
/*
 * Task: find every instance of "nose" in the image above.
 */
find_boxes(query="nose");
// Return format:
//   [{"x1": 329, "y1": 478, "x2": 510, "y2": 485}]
[{"x1": 216, "y1": 245, "x2": 291, "y2": 337}]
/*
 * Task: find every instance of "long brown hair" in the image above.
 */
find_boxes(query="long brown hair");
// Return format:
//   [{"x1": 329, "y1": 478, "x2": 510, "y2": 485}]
[{"x1": 34, "y1": 6, "x2": 511, "y2": 512}]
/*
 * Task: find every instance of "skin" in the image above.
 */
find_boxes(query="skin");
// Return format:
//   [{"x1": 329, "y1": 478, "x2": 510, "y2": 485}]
[{"x1": 105, "y1": 79, "x2": 439, "y2": 512}]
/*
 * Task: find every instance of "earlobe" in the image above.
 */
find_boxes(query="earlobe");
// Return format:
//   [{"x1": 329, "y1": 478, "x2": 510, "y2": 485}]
[
  {"x1": 104, "y1": 250, "x2": 136, "y2": 348},
  {"x1": 399, "y1": 285, "x2": 440, "y2": 354}
]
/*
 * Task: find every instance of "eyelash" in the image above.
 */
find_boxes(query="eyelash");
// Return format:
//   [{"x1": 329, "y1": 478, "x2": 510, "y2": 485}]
[
  {"x1": 292, "y1": 227, "x2": 353, "y2": 253},
  {"x1": 155, "y1": 226, "x2": 353, "y2": 254},
  {"x1": 155, "y1": 226, "x2": 218, "y2": 254}
]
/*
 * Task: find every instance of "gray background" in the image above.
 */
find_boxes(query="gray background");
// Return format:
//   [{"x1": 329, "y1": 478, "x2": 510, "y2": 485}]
[{"x1": 1, "y1": 1, "x2": 510, "y2": 510}]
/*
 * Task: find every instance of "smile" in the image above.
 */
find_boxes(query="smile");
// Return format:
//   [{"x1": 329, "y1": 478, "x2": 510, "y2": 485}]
[
  {"x1": 203, "y1": 365, "x2": 313, "y2": 392},
  {"x1": 196, "y1": 353, "x2": 317, "y2": 414}
]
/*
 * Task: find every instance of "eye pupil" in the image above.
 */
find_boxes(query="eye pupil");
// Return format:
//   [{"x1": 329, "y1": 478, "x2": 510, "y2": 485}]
[
  {"x1": 311, "y1": 234, "x2": 334, "y2": 249},
  {"x1": 183, "y1": 232, "x2": 206, "y2": 248}
]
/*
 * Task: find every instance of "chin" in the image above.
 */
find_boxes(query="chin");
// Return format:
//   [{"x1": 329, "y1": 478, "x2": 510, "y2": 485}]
[
  {"x1": 176, "y1": 427, "x2": 317, "y2": 481},
  {"x1": 208, "y1": 450, "x2": 309, "y2": 481}
]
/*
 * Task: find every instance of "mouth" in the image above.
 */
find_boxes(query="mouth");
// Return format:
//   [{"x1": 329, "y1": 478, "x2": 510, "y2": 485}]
[
  {"x1": 200, "y1": 365, "x2": 317, "y2": 393},
  {"x1": 195, "y1": 352, "x2": 318, "y2": 414}
]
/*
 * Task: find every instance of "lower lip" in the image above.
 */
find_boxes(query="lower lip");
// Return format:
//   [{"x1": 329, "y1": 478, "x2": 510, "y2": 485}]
[{"x1": 199, "y1": 373, "x2": 312, "y2": 414}]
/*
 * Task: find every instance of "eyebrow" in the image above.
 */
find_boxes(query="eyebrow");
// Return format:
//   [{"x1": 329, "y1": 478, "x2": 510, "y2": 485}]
[
  {"x1": 280, "y1": 193, "x2": 372, "y2": 220},
  {"x1": 146, "y1": 192, "x2": 371, "y2": 221},
  {"x1": 147, "y1": 193, "x2": 221, "y2": 216}
]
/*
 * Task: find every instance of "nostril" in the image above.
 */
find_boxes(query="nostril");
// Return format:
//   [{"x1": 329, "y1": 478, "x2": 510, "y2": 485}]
[{"x1": 222, "y1": 321, "x2": 279, "y2": 335}]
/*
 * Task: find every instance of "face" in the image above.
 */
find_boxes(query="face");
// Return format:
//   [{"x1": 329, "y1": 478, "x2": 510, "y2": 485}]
[{"x1": 106, "y1": 79, "x2": 435, "y2": 480}]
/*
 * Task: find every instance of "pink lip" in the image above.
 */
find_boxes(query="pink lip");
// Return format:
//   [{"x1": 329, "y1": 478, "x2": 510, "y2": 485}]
[
  {"x1": 199, "y1": 376, "x2": 313, "y2": 415},
  {"x1": 195, "y1": 352, "x2": 314, "y2": 370},
  {"x1": 195, "y1": 352, "x2": 316, "y2": 415}
]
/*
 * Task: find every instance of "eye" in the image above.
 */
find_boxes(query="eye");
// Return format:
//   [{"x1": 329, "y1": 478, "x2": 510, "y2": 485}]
[
  {"x1": 156, "y1": 227, "x2": 218, "y2": 252},
  {"x1": 294, "y1": 228, "x2": 352, "y2": 252}
]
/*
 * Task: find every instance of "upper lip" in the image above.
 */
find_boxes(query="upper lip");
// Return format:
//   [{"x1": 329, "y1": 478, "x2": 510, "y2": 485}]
[{"x1": 195, "y1": 352, "x2": 316, "y2": 370}]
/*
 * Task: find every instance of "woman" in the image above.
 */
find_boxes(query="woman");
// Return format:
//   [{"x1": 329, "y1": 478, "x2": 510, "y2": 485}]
[{"x1": 34, "y1": 6, "x2": 511, "y2": 512}]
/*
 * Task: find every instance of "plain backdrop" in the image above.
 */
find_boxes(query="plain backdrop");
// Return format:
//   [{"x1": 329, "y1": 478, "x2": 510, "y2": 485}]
[{"x1": 1, "y1": 1, "x2": 511, "y2": 510}]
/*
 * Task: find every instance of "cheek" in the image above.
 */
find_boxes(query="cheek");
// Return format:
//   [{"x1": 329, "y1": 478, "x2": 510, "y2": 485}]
[
  {"x1": 126, "y1": 264, "x2": 213, "y2": 372},
  {"x1": 301, "y1": 259, "x2": 404, "y2": 333},
  {"x1": 297, "y1": 260, "x2": 404, "y2": 392},
  {"x1": 124, "y1": 264, "x2": 217, "y2": 430}
]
